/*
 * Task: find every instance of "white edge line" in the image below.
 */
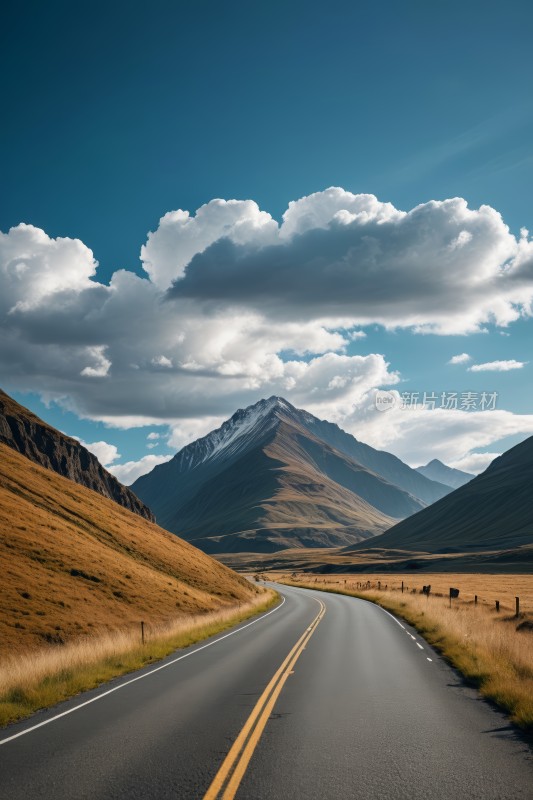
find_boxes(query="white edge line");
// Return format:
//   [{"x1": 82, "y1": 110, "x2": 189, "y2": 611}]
[
  {"x1": 0, "y1": 595, "x2": 286, "y2": 747},
  {"x1": 370, "y1": 602, "x2": 407, "y2": 631},
  {"x1": 323, "y1": 589, "x2": 434, "y2": 658},
  {"x1": 285, "y1": 585, "x2": 439, "y2": 660}
]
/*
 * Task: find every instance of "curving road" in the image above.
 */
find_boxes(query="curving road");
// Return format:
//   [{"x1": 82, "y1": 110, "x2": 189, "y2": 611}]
[{"x1": 1, "y1": 584, "x2": 532, "y2": 799}]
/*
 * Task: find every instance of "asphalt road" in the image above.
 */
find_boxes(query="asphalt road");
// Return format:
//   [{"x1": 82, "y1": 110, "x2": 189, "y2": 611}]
[{"x1": 1, "y1": 583, "x2": 532, "y2": 799}]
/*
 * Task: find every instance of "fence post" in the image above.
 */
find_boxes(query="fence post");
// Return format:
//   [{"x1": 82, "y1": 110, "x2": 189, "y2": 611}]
[
  {"x1": 516, "y1": 597, "x2": 520, "y2": 617},
  {"x1": 141, "y1": 620, "x2": 145, "y2": 644},
  {"x1": 401, "y1": 581, "x2": 404, "y2": 594},
  {"x1": 495, "y1": 601, "x2": 500, "y2": 613},
  {"x1": 474, "y1": 595, "x2": 477, "y2": 606}
]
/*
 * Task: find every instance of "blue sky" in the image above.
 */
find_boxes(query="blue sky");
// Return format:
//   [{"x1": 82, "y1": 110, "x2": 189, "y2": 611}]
[{"x1": 1, "y1": 0, "x2": 533, "y2": 481}]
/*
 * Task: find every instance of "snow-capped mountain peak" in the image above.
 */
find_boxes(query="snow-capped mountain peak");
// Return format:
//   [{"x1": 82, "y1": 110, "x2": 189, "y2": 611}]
[{"x1": 174, "y1": 396, "x2": 296, "y2": 470}]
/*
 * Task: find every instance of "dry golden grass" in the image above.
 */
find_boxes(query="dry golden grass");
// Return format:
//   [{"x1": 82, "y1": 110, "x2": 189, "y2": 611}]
[
  {"x1": 0, "y1": 590, "x2": 277, "y2": 726},
  {"x1": 276, "y1": 572, "x2": 533, "y2": 613},
  {"x1": 279, "y1": 574, "x2": 533, "y2": 729},
  {"x1": 0, "y1": 442, "x2": 258, "y2": 655}
]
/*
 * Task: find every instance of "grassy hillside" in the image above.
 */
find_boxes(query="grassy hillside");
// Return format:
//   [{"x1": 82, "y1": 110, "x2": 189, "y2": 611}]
[{"x1": 0, "y1": 443, "x2": 257, "y2": 656}]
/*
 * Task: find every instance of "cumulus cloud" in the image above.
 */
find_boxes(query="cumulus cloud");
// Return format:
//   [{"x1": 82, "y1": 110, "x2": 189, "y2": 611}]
[
  {"x1": 0, "y1": 223, "x2": 97, "y2": 313},
  {"x1": 141, "y1": 199, "x2": 277, "y2": 290},
  {"x1": 449, "y1": 452, "x2": 500, "y2": 474},
  {"x1": 338, "y1": 389, "x2": 533, "y2": 467},
  {"x1": 167, "y1": 417, "x2": 226, "y2": 450},
  {"x1": 80, "y1": 346, "x2": 112, "y2": 377},
  {"x1": 468, "y1": 359, "x2": 527, "y2": 372},
  {"x1": 163, "y1": 188, "x2": 533, "y2": 335},
  {"x1": 1, "y1": 189, "x2": 533, "y2": 471},
  {"x1": 77, "y1": 439, "x2": 120, "y2": 467},
  {"x1": 147, "y1": 432, "x2": 160, "y2": 440},
  {"x1": 108, "y1": 454, "x2": 173, "y2": 485},
  {"x1": 151, "y1": 355, "x2": 173, "y2": 368},
  {"x1": 449, "y1": 353, "x2": 472, "y2": 365}
]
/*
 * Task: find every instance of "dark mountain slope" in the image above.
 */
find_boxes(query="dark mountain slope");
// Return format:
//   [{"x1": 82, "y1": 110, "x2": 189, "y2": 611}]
[
  {"x1": 293, "y1": 411, "x2": 451, "y2": 505},
  {"x1": 349, "y1": 436, "x2": 533, "y2": 553}
]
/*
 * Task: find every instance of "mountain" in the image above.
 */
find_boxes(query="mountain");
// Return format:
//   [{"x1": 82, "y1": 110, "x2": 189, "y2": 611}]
[
  {"x1": 132, "y1": 397, "x2": 449, "y2": 554},
  {"x1": 0, "y1": 388, "x2": 153, "y2": 521},
  {"x1": 0, "y1": 442, "x2": 256, "y2": 655},
  {"x1": 350, "y1": 435, "x2": 533, "y2": 554},
  {"x1": 416, "y1": 459, "x2": 474, "y2": 489},
  {"x1": 290, "y1": 411, "x2": 451, "y2": 506}
]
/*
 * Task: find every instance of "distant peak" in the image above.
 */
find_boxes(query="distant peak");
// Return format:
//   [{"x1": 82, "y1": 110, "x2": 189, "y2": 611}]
[
  {"x1": 264, "y1": 395, "x2": 292, "y2": 408},
  {"x1": 245, "y1": 396, "x2": 296, "y2": 416}
]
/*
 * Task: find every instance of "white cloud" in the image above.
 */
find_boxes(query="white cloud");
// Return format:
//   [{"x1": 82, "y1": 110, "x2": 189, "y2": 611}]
[
  {"x1": 77, "y1": 439, "x2": 120, "y2": 467},
  {"x1": 449, "y1": 353, "x2": 472, "y2": 365},
  {"x1": 279, "y1": 188, "x2": 404, "y2": 238},
  {"x1": 151, "y1": 355, "x2": 173, "y2": 368},
  {"x1": 0, "y1": 223, "x2": 97, "y2": 313},
  {"x1": 164, "y1": 189, "x2": 533, "y2": 335},
  {"x1": 1, "y1": 189, "x2": 533, "y2": 474},
  {"x1": 141, "y1": 199, "x2": 277, "y2": 290},
  {"x1": 167, "y1": 417, "x2": 226, "y2": 450},
  {"x1": 338, "y1": 389, "x2": 533, "y2": 468},
  {"x1": 468, "y1": 359, "x2": 527, "y2": 372},
  {"x1": 147, "y1": 432, "x2": 160, "y2": 440},
  {"x1": 108, "y1": 454, "x2": 173, "y2": 485},
  {"x1": 449, "y1": 452, "x2": 500, "y2": 474},
  {"x1": 80, "y1": 346, "x2": 112, "y2": 377}
]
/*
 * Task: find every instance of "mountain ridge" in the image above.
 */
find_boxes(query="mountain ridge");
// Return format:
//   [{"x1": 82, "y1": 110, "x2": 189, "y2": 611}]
[
  {"x1": 349, "y1": 435, "x2": 533, "y2": 554},
  {"x1": 415, "y1": 458, "x2": 474, "y2": 490},
  {"x1": 0, "y1": 388, "x2": 154, "y2": 521},
  {"x1": 133, "y1": 396, "x2": 452, "y2": 553}
]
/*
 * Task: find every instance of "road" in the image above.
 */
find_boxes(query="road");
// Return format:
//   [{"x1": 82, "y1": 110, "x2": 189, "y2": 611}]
[{"x1": 1, "y1": 583, "x2": 532, "y2": 799}]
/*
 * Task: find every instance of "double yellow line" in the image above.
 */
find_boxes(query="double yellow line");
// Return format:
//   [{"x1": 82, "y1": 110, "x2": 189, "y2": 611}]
[{"x1": 202, "y1": 598, "x2": 326, "y2": 800}]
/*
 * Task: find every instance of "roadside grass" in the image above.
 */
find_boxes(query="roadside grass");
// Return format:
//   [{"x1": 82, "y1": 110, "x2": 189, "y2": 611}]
[
  {"x1": 0, "y1": 589, "x2": 278, "y2": 728},
  {"x1": 279, "y1": 577, "x2": 533, "y2": 730},
  {"x1": 0, "y1": 443, "x2": 258, "y2": 656}
]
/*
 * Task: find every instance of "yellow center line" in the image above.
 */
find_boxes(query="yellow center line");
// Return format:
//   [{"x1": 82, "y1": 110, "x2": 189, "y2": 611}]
[{"x1": 202, "y1": 598, "x2": 326, "y2": 800}]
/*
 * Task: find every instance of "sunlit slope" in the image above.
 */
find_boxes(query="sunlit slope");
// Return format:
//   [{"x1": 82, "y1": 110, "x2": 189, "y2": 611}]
[{"x1": 0, "y1": 443, "x2": 256, "y2": 655}]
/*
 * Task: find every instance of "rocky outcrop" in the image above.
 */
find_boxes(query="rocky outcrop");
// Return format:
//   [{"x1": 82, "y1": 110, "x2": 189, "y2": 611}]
[{"x1": 0, "y1": 389, "x2": 154, "y2": 522}]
